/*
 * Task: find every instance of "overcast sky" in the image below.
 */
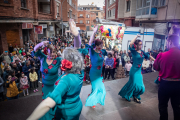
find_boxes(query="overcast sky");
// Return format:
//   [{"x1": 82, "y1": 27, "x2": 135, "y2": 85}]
[{"x1": 78, "y1": 0, "x2": 105, "y2": 8}]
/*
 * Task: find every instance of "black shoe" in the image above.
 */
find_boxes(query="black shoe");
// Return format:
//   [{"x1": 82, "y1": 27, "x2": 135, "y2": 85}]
[
  {"x1": 133, "y1": 96, "x2": 141, "y2": 104},
  {"x1": 112, "y1": 78, "x2": 115, "y2": 80},
  {"x1": 108, "y1": 77, "x2": 110, "y2": 80}
]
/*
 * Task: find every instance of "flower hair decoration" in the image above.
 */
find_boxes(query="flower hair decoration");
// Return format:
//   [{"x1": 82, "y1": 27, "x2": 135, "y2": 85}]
[{"x1": 61, "y1": 59, "x2": 73, "y2": 71}]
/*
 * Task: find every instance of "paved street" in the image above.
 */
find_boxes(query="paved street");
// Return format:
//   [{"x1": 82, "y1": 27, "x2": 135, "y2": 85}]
[{"x1": 0, "y1": 72, "x2": 174, "y2": 120}]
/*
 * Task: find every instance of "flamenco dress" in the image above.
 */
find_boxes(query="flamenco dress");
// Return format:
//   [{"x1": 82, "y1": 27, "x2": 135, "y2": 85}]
[
  {"x1": 119, "y1": 44, "x2": 149, "y2": 101},
  {"x1": 34, "y1": 50, "x2": 61, "y2": 120},
  {"x1": 85, "y1": 43, "x2": 107, "y2": 106},
  {"x1": 47, "y1": 71, "x2": 84, "y2": 120}
]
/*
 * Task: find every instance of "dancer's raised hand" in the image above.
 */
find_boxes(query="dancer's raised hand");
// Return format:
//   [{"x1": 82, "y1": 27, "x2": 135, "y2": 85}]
[
  {"x1": 69, "y1": 19, "x2": 79, "y2": 36},
  {"x1": 93, "y1": 25, "x2": 98, "y2": 33}
]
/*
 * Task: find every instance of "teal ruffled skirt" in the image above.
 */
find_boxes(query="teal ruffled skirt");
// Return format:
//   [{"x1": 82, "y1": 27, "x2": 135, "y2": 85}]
[
  {"x1": 119, "y1": 67, "x2": 145, "y2": 101},
  {"x1": 85, "y1": 67, "x2": 106, "y2": 106}
]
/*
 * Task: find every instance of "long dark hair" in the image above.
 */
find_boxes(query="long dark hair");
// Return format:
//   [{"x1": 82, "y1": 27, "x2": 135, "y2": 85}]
[
  {"x1": 94, "y1": 39, "x2": 103, "y2": 47},
  {"x1": 134, "y1": 39, "x2": 142, "y2": 50}
]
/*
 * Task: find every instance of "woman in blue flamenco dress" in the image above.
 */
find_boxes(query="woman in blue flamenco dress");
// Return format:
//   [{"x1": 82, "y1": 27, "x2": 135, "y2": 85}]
[
  {"x1": 27, "y1": 47, "x2": 84, "y2": 120},
  {"x1": 119, "y1": 35, "x2": 155, "y2": 103},
  {"x1": 33, "y1": 19, "x2": 87, "y2": 120},
  {"x1": 85, "y1": 26, "x2": 109, "y2": 108}
]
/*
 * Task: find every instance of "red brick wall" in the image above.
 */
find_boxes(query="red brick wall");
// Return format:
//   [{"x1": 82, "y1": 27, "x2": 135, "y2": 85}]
[
  {"x1": 124, "y1": 19, "x2": 132, "y2": 26},
  {"x1": 77, "y1": 10, "x2": 96, "y2": 31},
  {"x1": 0, "y1": 0, "x2": 34, "y2": 18},
  {"x1": 0, "y1": 0, "x2": 61, "y2": 21},
  {"x1": 62, "y1": 0, "x2": 78, "y2": 22}
]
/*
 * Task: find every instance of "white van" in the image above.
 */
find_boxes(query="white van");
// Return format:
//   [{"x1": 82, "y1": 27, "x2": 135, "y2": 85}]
[{"x1": 122, "y1": 27, "x2": 154, "y2": 52}]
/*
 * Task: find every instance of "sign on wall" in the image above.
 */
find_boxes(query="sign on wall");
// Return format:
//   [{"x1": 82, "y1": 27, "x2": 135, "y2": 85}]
[
  {"x1": 39, "y1": 24, "x2": 47, "y2": 29},
  {"x1": 35, "y1": 26, "x2": 43, "y2": 34}
]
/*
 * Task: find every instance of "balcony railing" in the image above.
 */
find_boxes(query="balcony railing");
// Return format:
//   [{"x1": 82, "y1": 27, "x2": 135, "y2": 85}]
[{"x1": 136, "y1": 0, "x2": 158, "y2": 19}]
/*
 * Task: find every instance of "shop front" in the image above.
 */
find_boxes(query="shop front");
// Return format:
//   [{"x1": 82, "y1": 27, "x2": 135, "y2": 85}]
[
  {"x1": 38, "y1": 24, "x2": 47, "y2": 39},
  {"x1": 22, "y1": 23, "x2": 34, "y2": 44}
]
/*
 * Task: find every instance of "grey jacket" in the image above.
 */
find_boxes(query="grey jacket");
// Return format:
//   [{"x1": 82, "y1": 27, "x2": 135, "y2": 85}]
[{"x1": 0, "y1": 77, "x2": 4, "y2": 93}]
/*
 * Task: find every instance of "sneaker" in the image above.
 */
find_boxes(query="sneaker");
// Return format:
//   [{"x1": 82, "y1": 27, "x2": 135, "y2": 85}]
[
  {"x1": 36, "y1": 89, "x2": 38, "y2": 92},
  {"x1": 39, "y1": 81, "x2": 42, "y2": 84},
  {"x1": 34, "y1": 90, "x2": 36, "y2": 93}
]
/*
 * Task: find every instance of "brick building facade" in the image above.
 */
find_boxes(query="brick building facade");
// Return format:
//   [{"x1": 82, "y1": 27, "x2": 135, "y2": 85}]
[
  {"x1": 76, "y1": 10, "x2": 96, "y2": 31},
  {"x1": 0, "y1": 0, "x2": 62, "y2": 53}
]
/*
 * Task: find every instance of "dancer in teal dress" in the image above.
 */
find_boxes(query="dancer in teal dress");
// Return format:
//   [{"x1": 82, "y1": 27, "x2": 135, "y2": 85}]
[
  {"x1": 27, "y1": 47, "x2": 84, "y2": 120},
  {"x1": 85, "y1": 26, "x2": 108, "y2": 108},
  {"x1": 34, "y1": 43, "x2": 61, "y2": 120},
  {"x1": 119, "y1": 35, "x2": 155, "y2": 103}
]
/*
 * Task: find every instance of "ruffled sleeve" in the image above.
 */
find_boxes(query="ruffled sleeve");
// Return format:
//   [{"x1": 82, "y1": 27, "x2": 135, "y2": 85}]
[
  {"x1": 34, "y1": 49, "x2": 46, "y2": 60},
  {"x1": 77, "y1": 48, "x2": 88, "y2": 55},
  {"x1": 101, "y1": 49, "x2": 107, "y2": 56},
  {"x1": 47, "y1": 80, "x2": 69, "y2": 105},
  {"x1": 85, "y1": 43, "x2": 95, "y2": 49},
  {"x1": 142, "y1": 50, "x2": 150, "y2": 60}
]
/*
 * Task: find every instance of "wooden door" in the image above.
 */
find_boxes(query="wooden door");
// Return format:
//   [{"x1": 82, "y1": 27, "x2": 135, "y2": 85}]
[{"x1": 6, "y1": 30, "x2": 20, "y2": 47}]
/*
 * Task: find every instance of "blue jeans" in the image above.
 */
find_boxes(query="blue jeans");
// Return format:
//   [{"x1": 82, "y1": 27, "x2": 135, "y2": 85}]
[{"x1": 7, "y1": 95, "x2": 19, "y2": 100}]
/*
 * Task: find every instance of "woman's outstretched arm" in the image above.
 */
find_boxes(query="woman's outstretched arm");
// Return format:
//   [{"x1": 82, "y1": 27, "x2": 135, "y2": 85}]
[
  {"x1": 34, "y1": 41, "x2": 49, "y2": 52},
  {"x1": 89, "y1": 26, "x2": 98, "y2": 45},
  {"x1": 27, "y1": 97, "x2": 56, "y2": 120},
  {"x1": 67, "y1": 19, "x2": 81, "y2": 49},
  {"x1": 130, "y1": 35, "x2": 141, "y2": 48}
]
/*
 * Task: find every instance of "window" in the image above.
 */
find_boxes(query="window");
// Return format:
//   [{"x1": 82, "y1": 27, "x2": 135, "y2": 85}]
[
  {"x1": 69, "y1": 0, "x2": 72, "y2": 5},
  {"x1": 152, "y1": 0, "x2": 158, "y2": 6},
  {"x1": 92, "y1": 8, "x2": 94, "y2": 10},
  {"x1": 86, "y1": 15, "x2": 90, "y2": 18},
  {"x1": 21, "y1": 0, "x2": 27, "y2": 8},
  {"x1": 80, "y1": 14, "x2": 83, "y2": 17},
  {"x1": 143, "y1": 0, "x2": 150, "y2": 7},
  {"x1": 160, "y1": 0, "x2": 166, "y2": 6},
  {"x1": 137, "y1": 0, "x2": 142, "y2": 9},
  {"x1": 110, "y1": 10, "x2": 111, "y2": 17},
  {"x1": 110, "y1": 0, "x2": 112, "y2": 5},
  {"x1": 96, "y1": 12, "x2": 98, "y2": 16},
  {"x1": 86, "y1": 20, "x2": 90, "y2": 24},
  {"x1": 57, "y1": 4, "x2": 59, "y2": 16},
  {"x1": 86, "y1": 26, "x2": 90, "y2": 31},
  {"x1": 38, "y1": 0, "x2": 51, "y2": 14},
  {"x1": 126, "y1": 0, "x2": 131, "y2": 12},
  {"x1": 87, "y1": 8, "x2": 90, "y2": 10},
  {"x1": 113, "y1": 8, "x2": 115, "y2": 16},
  {"x1": 3, "y1": 0, "x2": 9, "y2": 4},
  {"x1": 80, "y1": 20, "x2": 83, "y2": 23}
]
